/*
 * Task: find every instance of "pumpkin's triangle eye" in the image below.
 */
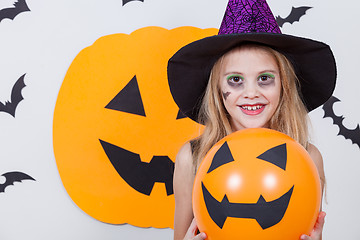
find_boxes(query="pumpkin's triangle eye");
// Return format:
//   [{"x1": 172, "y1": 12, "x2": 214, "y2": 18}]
[
  {"x1": 176, "y1": 109, "x2": 187, "y2": 120},
  {"x1": 105, "y1": 75, "x2": 146, "y2": 116},
  {"x1": 207, "y1": 141, "x2": 235, "y2": 173},
  {"x1": 257, "y1": 143, "x2": 287, "y2": 170}
]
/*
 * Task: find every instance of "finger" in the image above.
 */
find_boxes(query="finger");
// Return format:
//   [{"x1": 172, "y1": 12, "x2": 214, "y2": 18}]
[
  {"x1": 188, "y1": 218, "x2": 198, "y2": 234},
  {"x1": 300, "y1": 234, "x2": 311, "y2": 240},
  {"x1": 193, "y1": 232, "x2": 207, "y2": 240},
  {"x1": 301, "y1": 211, "x2": 326, "y2": 240},
  {"x1": 314, "y1": 211, "x2": 326, "y2": 231},
  {"x1": 183, "y1": 219, "x2": 198, "y2": 239},
  {"x1": 306, "y1": 211, "x2": 325, "y2": 239}
]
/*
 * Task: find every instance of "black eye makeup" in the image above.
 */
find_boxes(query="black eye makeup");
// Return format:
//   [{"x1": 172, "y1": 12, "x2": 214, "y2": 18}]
[
  {"x1": 257, "y1": 73, "x2": 275, "y2": 86},
  {"x1": 226, "y1": 74, "x2": 243, "y2": 87}
]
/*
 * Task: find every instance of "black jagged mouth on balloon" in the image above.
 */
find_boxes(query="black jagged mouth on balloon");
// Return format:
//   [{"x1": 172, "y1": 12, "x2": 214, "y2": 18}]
[
  {"x1": 202, "y1": 182, "x2": 294, "y2": 229},
  {"x1": 99, "y1": 139, "x2": 174, "y2": 196}
]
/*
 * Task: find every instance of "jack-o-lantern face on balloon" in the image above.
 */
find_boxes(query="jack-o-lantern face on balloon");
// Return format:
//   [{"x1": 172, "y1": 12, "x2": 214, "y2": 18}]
[
  {"x1": 193, "y1": 128, "x2": 321, "y2": 240},
  {"x1": 53, "y1": 27, "x2": 216, "y2": 228}
]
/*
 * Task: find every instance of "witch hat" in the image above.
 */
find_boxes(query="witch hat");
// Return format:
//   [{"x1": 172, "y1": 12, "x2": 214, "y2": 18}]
[{"x1": 168, "y1": 0, "x2": 336, "y2": 123}]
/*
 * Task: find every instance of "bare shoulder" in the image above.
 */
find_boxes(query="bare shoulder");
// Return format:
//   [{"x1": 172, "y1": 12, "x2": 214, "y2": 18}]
[
  {"x1": 307, "y1": 143, "x2": 324, "y2": 171},
  {"x1": 307, "y1": 143, "x2": 325, "y2": 190},
  {"x1": 175, "y1": 142, "x2": 193, "y2": 168},
  {"x1": 173, "y1": 142, "x2": 196, "y2": 191},
  {"x1": 173, "y1": 142, "x2": 196, "y2": 240}
]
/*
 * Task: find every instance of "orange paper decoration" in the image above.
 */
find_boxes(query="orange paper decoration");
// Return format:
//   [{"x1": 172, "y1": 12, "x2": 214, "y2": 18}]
[{"x1": 53, "y1": 26, "x2": 216, "y2": 228}]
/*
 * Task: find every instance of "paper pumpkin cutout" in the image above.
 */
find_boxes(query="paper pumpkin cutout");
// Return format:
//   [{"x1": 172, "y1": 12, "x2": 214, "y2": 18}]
[
  {"x1": 193, "y1": 128, "x2": 321, "y2": 239},
  {"x1": 53, "y1": 26, "x2": 216, "y2": 227}
]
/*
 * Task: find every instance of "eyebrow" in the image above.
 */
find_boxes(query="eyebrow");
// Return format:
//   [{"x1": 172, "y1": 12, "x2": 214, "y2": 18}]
[
  {"x1": 223, "y1": 71, "x2": 244, "y2": 76},
  {"x1": 258, "y1": 70, "x2": 278, "y2": 75},
  {"x1": 223, "y1": 69, "x2": 278, "y2": 76}
]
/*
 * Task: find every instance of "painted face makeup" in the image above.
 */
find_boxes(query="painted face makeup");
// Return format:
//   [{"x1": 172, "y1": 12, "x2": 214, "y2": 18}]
[
  {"x1": 220, "y1": 46, "x2": 281, "y2": 131},
  {"x1": 258, "y1": 73, "x2": 275, "y2": 86},
  {"x1": 226, "y1": 74, "x2": 243, "y2": 88},
  {"x1": 222, "y1": 91, "x2": 231, "y2": 100}
]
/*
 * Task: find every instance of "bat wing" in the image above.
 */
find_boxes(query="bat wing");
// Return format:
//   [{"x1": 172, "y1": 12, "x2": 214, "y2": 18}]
[
  {"x1": 275, "y1": 16, "x2": 286, "y2": 28},
  {"x1": 322, "y1": 96, "x2": 360, "y2": 147},
  {"x1": 10, "y1": 74, "x2": 26, "y2": 111},
  {"x1": 323, "y1": 96, "x2": 341, "y2": 121},
  {"x1": 0, "y1": 171, "x2": 35, "y2": 193},
  {"x1": 0, "y1": 74, "x2": 26, "y2": 117},
  {"x1": 276, "y1": 6, "x2": 312, "y2": 27},
  {"x1": 0, "y1": 0, "x2": 30, "y2": 21},
  {"x1": 122, "y1": 0, "x2": 144, "y2": 6}
]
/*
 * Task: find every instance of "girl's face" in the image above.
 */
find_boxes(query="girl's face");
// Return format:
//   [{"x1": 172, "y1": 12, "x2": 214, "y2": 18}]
[{"x1": 220, "y1": 46, "x2": 281, "y2": 131}]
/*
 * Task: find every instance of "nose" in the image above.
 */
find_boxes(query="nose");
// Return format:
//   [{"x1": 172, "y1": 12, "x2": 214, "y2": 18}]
[{"x1": 243, "y1": 81, "x2": 259, "y2": 99}]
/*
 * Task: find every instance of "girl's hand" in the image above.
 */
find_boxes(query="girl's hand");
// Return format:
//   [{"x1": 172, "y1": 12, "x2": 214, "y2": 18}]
[
  {"x1": 300, "y1": 211, "x2": 326, "y2": 240},
  {"x1": 183, "y1": 218, "x2": 207, "y2": 240}
]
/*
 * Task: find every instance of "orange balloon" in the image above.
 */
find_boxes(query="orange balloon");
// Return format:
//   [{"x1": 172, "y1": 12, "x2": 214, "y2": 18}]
[{"x1": 193, "y1": 128, "x2": 321, "y2": 240}]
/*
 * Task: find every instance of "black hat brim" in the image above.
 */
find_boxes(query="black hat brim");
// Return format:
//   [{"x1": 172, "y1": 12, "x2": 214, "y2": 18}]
[{"x1": 168, "y1": 32, "x2": 337, "y2": 123}]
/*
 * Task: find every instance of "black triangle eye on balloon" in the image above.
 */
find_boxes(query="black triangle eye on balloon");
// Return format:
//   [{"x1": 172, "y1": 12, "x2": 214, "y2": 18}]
[
  {"x1": 257, "y1": 143, "x2": 287, "y2": 171},
  {"x1": 207, "y1": 142, "x2": 235, "y2": 173},
  {"x1": 207, "y1": 142, "x2": 287, "y2": 173}
]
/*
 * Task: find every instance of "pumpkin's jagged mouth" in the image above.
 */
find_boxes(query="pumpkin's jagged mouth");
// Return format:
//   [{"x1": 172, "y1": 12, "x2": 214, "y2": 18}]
[
  {"x1": 99, "y1": 139, "x2": 174, "y2": 196},
  {"x1": 202, "y1": 182, "x2": 294, "y2": 229}
]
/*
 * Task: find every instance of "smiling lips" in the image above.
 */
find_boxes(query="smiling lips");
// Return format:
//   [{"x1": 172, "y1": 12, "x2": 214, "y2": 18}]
[{"x1": 239, "y1": 104, "x2": 265, "y2": 115}]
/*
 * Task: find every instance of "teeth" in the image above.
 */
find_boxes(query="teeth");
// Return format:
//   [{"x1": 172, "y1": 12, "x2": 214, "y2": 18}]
[{"x1": 242, "y1": 105, "x2": 262, "y2": 110}]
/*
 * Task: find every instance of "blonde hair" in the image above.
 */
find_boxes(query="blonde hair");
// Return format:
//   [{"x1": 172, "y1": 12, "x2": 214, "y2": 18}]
[{"x1": 191, "y1": 44, "x2": 310, "y2": 170}]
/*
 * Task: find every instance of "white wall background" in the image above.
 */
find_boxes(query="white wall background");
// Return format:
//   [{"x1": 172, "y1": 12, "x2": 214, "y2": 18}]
[{"x1": 0, "y1": 0, "x2": 358, "y2": 239}]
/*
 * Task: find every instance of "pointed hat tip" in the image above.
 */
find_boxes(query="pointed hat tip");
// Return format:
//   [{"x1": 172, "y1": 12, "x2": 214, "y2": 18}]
[{"x1": 218, "y1": 0, "x2": 281, "y2": 35}]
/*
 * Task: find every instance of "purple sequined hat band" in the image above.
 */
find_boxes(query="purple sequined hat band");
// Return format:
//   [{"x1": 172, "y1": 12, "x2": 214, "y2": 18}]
[{"x1": 218, "y1": 0, "x2": 281, "y2": 35}]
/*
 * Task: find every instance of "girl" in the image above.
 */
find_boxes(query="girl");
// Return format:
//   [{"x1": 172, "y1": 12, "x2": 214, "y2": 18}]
[{"x1": 167, "y1": 1, "x2": 336, "y2": 239}]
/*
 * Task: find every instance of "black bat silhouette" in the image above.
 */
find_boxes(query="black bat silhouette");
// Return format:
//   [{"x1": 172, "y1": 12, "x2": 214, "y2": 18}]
[
  {"x1": 0, "y1": 74, "x2": 26, "y2": 117},
  {"x1": 323, "y1": 96, "x2": 360, "y2": 147},
  {"x1": 122, "y1": 0, "x2": 144, "y2": 6},
  {"x1": 276, "y1": 6, "x2": 312, "y2": 28},
  {"x1": 100, "y1": 139, "x2": 174, "y2": 196},
  {"x1": 0, "y1": 0, "x2": 30, "y2": 22},
  {"x1": 0, "y1": 171, "x2": 35, "y2": 193}
]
